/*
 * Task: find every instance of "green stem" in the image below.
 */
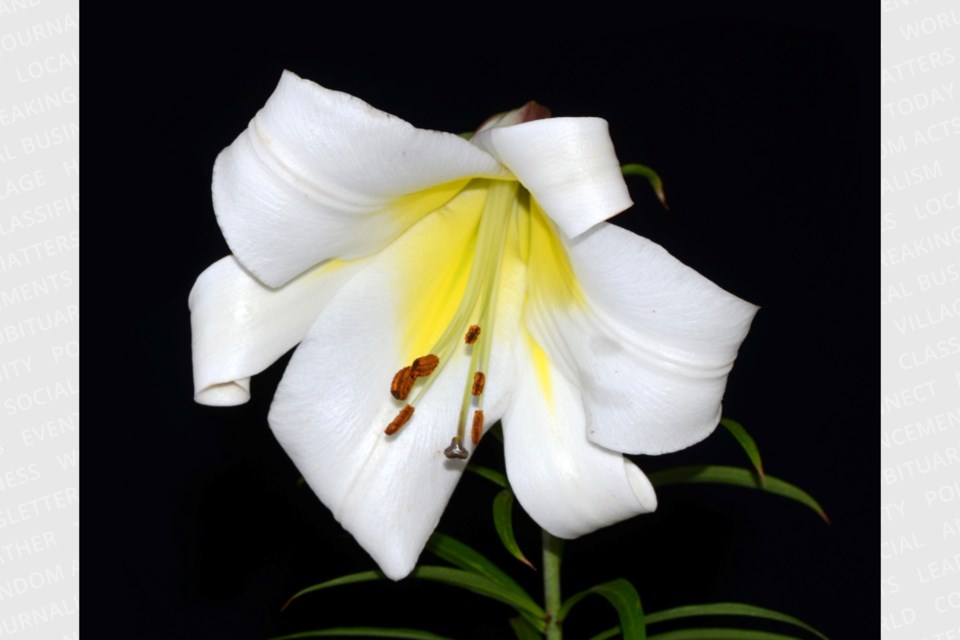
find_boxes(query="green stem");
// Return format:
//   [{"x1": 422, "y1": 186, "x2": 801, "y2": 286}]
[{"x1": 542, "y1": 529, "x2": 564, "y2": 640}]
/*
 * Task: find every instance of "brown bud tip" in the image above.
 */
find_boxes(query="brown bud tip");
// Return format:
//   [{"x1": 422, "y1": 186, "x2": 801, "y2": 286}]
[
  {"x1": 385, "y1": 404, "x2": 414, "y2": 436},
  {"x1": 518, "y1": 100, "x2": 552, "y2": 123},
  {"x1": 390, "y1": 366, "x2": 415, "y2": 400},
  {"x1": 444, "y1": 437, "x2": 469, "y2": 460},
  {"x1": 411, "y1": 354, "x2": 440, "y2": 378},
  {"x1": 471, "y1": 371, "x2": 486, "y2": 397},
  {"x1": 471, "y1": 410, "x2": 484, "y2": 446},
  {"x1": 464, "y1": 325, "x2": 481, "y2": 345}
]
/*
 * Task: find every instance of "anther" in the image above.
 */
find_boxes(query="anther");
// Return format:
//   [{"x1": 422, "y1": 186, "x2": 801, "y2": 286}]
[
  {"x1": 411, "y1": 354, "x2": 440, "y2": 378},
  {"x1": 384, "y1": 404, "x2": 414, "y2": 436},
  {"x1": 444, "y1": 436, "x2": 469, "y2": 460},
  {"x1": 464, "y1": 325, "x2": 481, "y2": 345},
  {"x1": 470, "y1": 410, "x2": 484, "y2": 446},
  {"x1": 471, "y1": 371, "x2": 485, "y2": 396},
  {"x1": 390, "y1": 367, "x2": 415, "y2": 400}
]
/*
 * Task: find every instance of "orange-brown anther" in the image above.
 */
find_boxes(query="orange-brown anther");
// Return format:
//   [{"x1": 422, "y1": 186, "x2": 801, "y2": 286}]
[
  {"x1": 464, "y1": 325, "x2": 481, "y2": 344},
  {"x1": 410, "y1": 354, "x2": 440, "y2": 378},
  {"x1": 384, "y1": 404, "x2": 414, "y2": 435},
  {"x1": 471, "y1": 410, "x2": 484, "y2": 446},
  {"x1": 390, "y1": 367, "x2": 415, "y2": 400},
  {"x1": 472, "y1": 371, "x2": 485, "y2": 396}
]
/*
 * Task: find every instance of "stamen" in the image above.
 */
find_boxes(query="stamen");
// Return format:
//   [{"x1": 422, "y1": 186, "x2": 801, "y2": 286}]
[
  {"x1": 472, "y1": 371, "x2": 485, "y2": 396},
  {"x1": 410, "y1": 354, "x2": 440, "y2": 378},
  {"x1": 384, "y1": 404, "x2": 414, "y2": 436},
  {"x1": 470, "y1": 410, "x2": 484, "y2": 446},
  {"x1": 464, "y1": 325, "x2": 481, "y2": 344},
  {"x1": 444, "y1": 436, "x2": 469, "y2": 460},
  {"x1": 390, "y1": 367, "x2": 415, "y2": 400},
  {"x1": 385, "y1": 181, "x2": 518, "y2": 459}
]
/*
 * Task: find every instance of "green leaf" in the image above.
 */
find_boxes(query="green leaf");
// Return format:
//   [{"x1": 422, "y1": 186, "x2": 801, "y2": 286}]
[
  {"x1": 646, "y1": 603, "x2": 828, "y2": 640},
  {"x1": 426, "y1": 533, "x2": 541, "y2": 631},
  {"x1": 647, "y1": 629, "x2": 804, "y2": 640},
  {"x1": 510, "y1": 616, "x2": 543, "y2": 640},
  {"x1": 413, "y1": 566, "x2": 545, "y2": 618},
  {"x1": 621, "y1": 163, "x2": 667, "y2": 209},
  {"x1": 590, "y1": 628, "x2": 623, "y2": 640},
  {"x1": 719, "y1": 419, "x2": 765, "y2": 483},
  {"x1": 270, "y1": 628, "x2": 454, "y2": 640},
  {"x1": 493, "y1": 490, "x2": 535, "y2": 569},
  {"x1": 426, "y1": 533, "x2": 532, "y2": 597},
  {"x1": 284, "y1": 570, "x2": 382, "y2": 609},
  {"x1": 648, "y1": 465, "x2": 828, "y2": 523},
  {"x1": 561, "y1": 579, "x2": 646, "y2": 640},
  {"x1": 283, "y1": 565, "x2": 544, "y2": 619},
  {"x1": 467, "y1": 463, "x2": 509, "y2": 489}
]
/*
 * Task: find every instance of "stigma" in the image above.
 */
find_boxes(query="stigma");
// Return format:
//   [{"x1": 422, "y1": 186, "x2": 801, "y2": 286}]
[{"x1": 383, "y1": 179, "x2": 520, "y2": 461}]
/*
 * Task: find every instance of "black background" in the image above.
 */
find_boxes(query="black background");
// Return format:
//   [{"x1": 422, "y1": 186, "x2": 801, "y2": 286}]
[{"x1": 91, "y1": 4, "x2": 874, "y2": 639}]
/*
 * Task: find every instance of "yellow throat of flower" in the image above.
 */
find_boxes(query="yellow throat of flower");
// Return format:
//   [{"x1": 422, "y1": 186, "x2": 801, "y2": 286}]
[{"x1": 384, "y1": 178, "x2": 582, "y2": 460}]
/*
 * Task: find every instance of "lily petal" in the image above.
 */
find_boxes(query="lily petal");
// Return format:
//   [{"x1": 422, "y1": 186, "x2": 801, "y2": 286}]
[
  {"x1": 213, "y1": 71, "x2": 507, "y2": 287},
  {"x1": 189, "y1": 256, "x2": 356, "y2": 405},
  {"x1": 268, "y1": 196, "x2": 523, "y2": 579},
  {"x1": 472, "y1": 117, "x2": 632, "y2": 238},
  {"x1": 556, "y1": 223, "x2": 759, "y2": 455},
  {"x1": 503, "y1": 334, "x2": 657, "y2": 539}
]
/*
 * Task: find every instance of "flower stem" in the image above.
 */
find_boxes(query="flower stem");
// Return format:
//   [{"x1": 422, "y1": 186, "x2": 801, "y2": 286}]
[{"x1": 542, "y1": 529, "x2": 564, "y2": 640}]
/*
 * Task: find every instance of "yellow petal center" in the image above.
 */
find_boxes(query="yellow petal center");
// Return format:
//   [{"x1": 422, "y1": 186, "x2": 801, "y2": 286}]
[{"x1": 386, "y1": 177, "x2": 583, "y2": 458}]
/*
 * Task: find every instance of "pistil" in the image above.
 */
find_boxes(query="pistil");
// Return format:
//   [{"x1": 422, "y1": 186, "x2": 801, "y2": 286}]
[{"x1": 443, "y1": 437, "x2": 468, "y2": 460}]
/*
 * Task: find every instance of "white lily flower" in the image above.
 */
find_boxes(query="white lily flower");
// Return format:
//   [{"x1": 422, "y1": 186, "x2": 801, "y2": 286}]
[{"x1": 189, "y1": 71, "x2": 758, "y2": 580}]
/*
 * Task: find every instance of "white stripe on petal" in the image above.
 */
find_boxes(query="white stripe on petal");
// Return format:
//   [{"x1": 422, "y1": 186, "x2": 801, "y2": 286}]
[
  {"x1": 472, "y1": 117, "x2": 632, "y2": 238},
  {"x1": 214, "y1": 71, "x2": 507, "y2": 287},
  {"x1": 189, "y1": 256, "x2": 356, "y2": 405},
  {"x1": 557, "y1": 223, "x2": 759, "y2": 455},
  {"x1": 503, "y1": 334, "x2": 657, "y2": 539}
]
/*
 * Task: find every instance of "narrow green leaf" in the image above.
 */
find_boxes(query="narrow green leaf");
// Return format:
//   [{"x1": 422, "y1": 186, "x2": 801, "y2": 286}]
[
  {"x1": 719, "y1": 419, "x2": 765, "y2": 484},
  {"x1": 646, "y1": 603, "x2": 828, "y2": 640},
  {"x1": 270, "y1": 628, "x2": 454, "y2": 640},
  {"x1": 284, "y1": 570, "x2": 382, "y2": 609},
  {"x1": 510, "y1": 616, "x2": 543, "y2": 640},
  {"x1": 284, "y1": 565, "x2": 544, "y2": 619},
  {"x1": 413, "y1": 566, "x2": 545, "y2": 618},
  {"x1": 426, "y1": 532, "x2": 532, "y2": 596},
  {"x1": 493, "y1": 490, "x2": 535, "y2": 569},
  {"x1": 648, "y1": 465, "x2": 828, "y2": 523},
  {"x1": 561, "y1": 579, "x2": 646, "y2": 640},
  {"x1": 467, "y1": 463, "x2": 509, "y2": 488},
  {"x1": 647, "y1": 629, "x2": 804, "y2": 640},
  {"x1": 458, "y1": 132, "x2": 474, "y2": 140},
  {"x1": 426, "y1": 532, "x2": 542, "y2": 632},
  {"x1": 621, "y1": 163, "x2": 668, "y2": 209}
]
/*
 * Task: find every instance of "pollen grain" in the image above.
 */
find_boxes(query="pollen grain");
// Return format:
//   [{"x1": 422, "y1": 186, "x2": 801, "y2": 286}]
[
  {"x1": 464, "y1": 325, "x2": 481, "y2": 344},
  {"x1": 385, "y1": 404, "x2": 415, "y2": 435},
  {"x1": 410, "y1": 354, "x2": 440, "y2": 378},
  {"x1": 470, "y1": 410, "x2": 484, "y2": 446},
  {"x1": 390, "y1": 367, "x2": 415, "y2": 400},
  {"x1": 471, "y1": 371, "x2": 485, "y2": 396}
]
